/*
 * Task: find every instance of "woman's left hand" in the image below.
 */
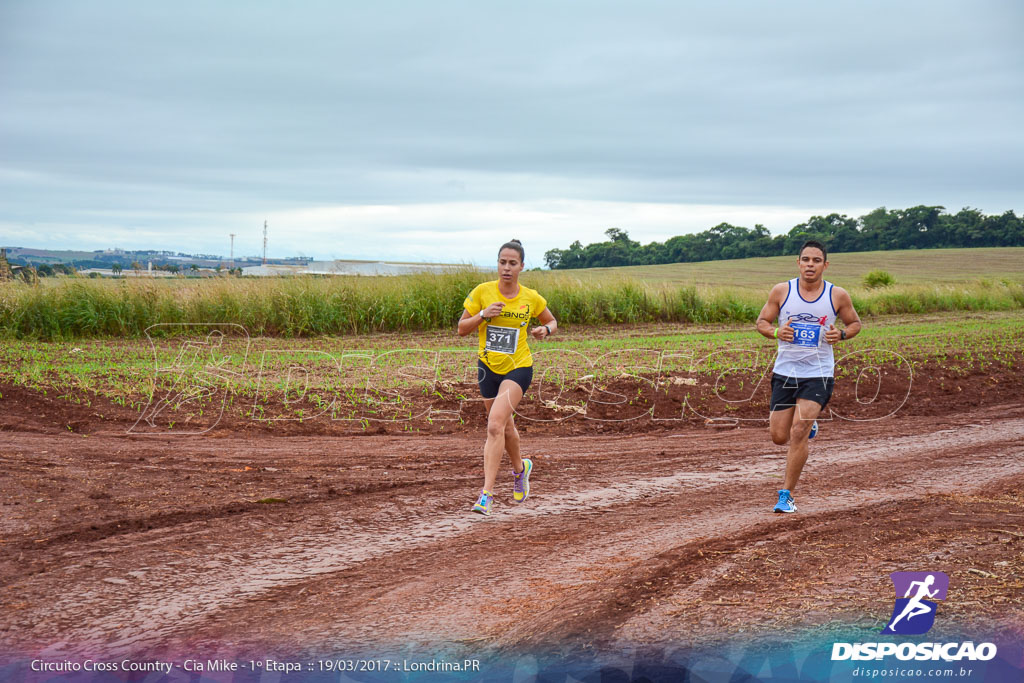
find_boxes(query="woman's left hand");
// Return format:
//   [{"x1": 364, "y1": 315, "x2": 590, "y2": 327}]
[{"x1": 530, "y1": 325, "x2": 549, "y2": 340}]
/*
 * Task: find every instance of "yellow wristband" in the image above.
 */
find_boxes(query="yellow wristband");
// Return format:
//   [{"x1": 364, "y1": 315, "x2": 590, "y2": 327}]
[{"x1": 773, "y1": 327, "x2": 778, "y2": 339}]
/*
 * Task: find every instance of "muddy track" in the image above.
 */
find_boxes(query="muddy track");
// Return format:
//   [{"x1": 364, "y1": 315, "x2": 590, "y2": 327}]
[{"x1": 2, "y1": 401, "x2": 1022, "y2": 660}]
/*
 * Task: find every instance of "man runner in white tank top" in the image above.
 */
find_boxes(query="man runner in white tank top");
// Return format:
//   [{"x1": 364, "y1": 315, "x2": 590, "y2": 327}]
[{"x1": 755, "y1": 240, "x2": 862, "y2": 513}]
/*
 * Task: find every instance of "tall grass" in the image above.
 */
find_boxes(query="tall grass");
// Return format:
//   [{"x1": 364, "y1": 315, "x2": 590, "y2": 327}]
[{"x1": 1, "y1": 273, "x2": 1022, "y2": 340}]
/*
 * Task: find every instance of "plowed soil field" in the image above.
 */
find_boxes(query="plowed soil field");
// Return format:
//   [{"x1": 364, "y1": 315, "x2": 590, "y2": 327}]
[{"x1": 1, "y1": 333, "x2": 1023, "y2": 670}]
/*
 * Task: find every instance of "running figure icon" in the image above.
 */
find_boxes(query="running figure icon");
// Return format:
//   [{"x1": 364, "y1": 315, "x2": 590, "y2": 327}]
[
  {"x1": 886, "y1": 575, "x2": 939, "y2": 630},
  {"x1": 881, "y1": 571, "x2": 949, "y2": 635}
]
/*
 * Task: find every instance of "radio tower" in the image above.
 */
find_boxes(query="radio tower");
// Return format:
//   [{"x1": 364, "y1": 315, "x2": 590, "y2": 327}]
[
  {"x1": 262, "y1": 220, "x2": 268, "y2": 265},
  {"x1": 229, "y1": 233, "x2": 236, "y2": 269}
]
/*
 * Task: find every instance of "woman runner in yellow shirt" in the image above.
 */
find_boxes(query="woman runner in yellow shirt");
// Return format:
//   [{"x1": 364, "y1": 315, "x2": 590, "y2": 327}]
[{"x1": 458, "y1": 239, "x2": 558, "y2": 516}]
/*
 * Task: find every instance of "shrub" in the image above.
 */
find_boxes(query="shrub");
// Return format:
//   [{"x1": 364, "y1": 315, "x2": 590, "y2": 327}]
[{"x1": 863, "y1": 269, "x2": 895, "y2": 288}]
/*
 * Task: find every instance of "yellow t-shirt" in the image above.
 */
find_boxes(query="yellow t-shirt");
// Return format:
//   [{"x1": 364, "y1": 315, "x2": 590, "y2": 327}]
[{"x1": 463, "y1": 281, "x2": 548, "y2": 374}]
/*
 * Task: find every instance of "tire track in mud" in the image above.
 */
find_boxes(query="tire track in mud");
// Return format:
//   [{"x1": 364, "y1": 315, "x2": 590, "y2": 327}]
[
  {"x1": 3, "y1": 415, "x2": 1023, "y2": 657},
  {"x1": 2, "y1": 478, "x2": 432, "y2": 562},
  {"x1": 305, "y1": 437, "x2": 1023, "y2": 656},
  {"x1": 497, "y1": 456, "x2": 1024, "y2": 653}
]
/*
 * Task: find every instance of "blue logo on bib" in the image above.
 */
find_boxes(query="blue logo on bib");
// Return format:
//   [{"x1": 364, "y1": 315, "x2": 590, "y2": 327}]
[{"x1": 789, "y1": 322, "x2": 822, "y2": 347}]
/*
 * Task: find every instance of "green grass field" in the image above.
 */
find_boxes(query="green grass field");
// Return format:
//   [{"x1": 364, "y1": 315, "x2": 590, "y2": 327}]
[
  {"x1": 573, "y1": 247, "x2": 1024, "y2": 289},
  {"x1": 1, "y1": 312, "x2": 1021, "y2": 418},
  {"x1": 1, "y1": 247, "x2": 1022, "y2": 339}
]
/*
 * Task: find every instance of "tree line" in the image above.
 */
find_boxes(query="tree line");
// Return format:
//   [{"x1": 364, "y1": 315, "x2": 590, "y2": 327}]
[{"x1": 543, "y1": 206, "x2": 1024, "y2": 269}]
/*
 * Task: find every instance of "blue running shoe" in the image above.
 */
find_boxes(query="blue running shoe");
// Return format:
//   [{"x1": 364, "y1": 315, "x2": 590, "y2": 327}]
[
  {"x1": 773, "y1": 489, "x2": 797, "y2": 513},
  {"x1": 472, "y1": 489, "x2": 493, "y2": 516},
  {"x1": 513, "y1": 458, "x2": 533, "y2": 503},
  {"x1": 808, "y1": 420, "x2": 818, "y2": 440}
]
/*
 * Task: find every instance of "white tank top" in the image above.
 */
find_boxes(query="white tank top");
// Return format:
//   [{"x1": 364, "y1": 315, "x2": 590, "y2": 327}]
[{"x1": 773, "y1": 278, "x2": 837, "y2": 378}]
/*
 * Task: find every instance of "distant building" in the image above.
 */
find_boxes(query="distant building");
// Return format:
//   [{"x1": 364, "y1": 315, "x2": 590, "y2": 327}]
[
  {"x1": 77, "y1": 268, "x2": 176, "y2": 278},
  {"x1": 240, "y1": 260, "x2": 470, "y2": 277}
]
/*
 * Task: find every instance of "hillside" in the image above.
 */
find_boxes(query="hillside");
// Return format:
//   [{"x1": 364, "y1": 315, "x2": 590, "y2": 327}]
[{"x1": 570, "y1": 247, "x2": 1024, "y2": 290}]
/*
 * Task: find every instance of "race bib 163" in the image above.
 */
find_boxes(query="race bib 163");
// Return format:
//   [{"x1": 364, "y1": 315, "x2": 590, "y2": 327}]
[{"x1": 789, "y1": 322, "x2": 822, "y2": 348}]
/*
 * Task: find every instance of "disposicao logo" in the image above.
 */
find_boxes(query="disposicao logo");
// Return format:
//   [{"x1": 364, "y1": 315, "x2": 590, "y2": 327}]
[
  {"x1": 831, "y1": 571, "x2": 997, "y2": 662},
  {"x1": 882, "y1": 571, "x2": 948, "y2": 635}
]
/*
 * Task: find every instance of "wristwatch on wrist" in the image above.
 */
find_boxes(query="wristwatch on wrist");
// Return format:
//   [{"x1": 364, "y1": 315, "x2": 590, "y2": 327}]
[
  {"x1": 481, "y1": 314, "x2": 490, "y2": 323},
  {"x1": 840, "y1": 329, "x2": 847, "y2": 340},
  {"x1": 543, "y1": 324, "x2": 551, "y2": 336}
]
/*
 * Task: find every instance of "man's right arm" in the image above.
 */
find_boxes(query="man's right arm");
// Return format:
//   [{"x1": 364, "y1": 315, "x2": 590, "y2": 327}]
[{"x1": 756, "y1": 283, "x2": 786, "y2": 340}]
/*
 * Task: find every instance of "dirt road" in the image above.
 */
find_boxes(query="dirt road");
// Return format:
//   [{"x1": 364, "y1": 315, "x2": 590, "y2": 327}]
[{"x1": 2, "y1": 390, "x2": 1022, "y2": 663}]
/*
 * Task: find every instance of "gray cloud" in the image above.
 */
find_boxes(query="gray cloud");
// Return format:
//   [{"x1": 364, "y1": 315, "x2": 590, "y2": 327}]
[{"x1": 1, "y1": 0, "x2": 1022, "y2": 261}]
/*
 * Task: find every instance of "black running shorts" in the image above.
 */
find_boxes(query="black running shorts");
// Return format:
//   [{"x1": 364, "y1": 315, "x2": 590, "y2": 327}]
[
  {"x1": 770, "y1": 373, "x2": 835, "y2": 411},
  {"x1": 477, "y1": 360, "x2": 533, "y2": 399}
]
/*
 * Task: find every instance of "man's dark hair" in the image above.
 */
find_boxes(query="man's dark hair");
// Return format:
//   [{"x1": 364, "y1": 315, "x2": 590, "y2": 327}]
[
  {"x1": 799, "y1": 240, "x2": 827, "y2": 261},
  {"x1": 499, "y1": 239, "x2": 524, "y2": 261}
]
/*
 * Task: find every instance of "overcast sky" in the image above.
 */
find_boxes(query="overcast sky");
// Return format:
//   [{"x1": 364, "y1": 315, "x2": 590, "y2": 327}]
[{"x1": 1, "y1": 1, "x2": 1022, "y2": 266}]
